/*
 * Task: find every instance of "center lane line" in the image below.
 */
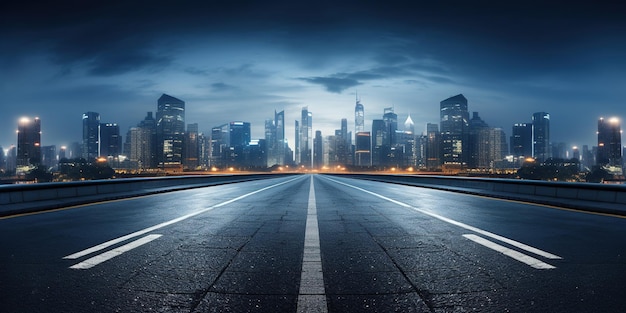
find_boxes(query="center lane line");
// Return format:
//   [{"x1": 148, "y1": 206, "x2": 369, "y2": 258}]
[
  {"x1": 297, "y1": 176, "x2": 328, "y2": 313},
  {"x1": 64, "y1": 176, "x2": 303, "y2": 262}
]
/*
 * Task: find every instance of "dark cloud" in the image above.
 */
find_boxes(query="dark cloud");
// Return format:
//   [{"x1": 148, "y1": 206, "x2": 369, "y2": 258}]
[
  {"x1": 210, "y1": 82, "x2": 237, "y2": 92},
  {"x1": 299, "y1": 77, "x2": 361, "y2": 93},
  {"x1": 88, "y1": 51, "x2": 172, "y2": 76}
]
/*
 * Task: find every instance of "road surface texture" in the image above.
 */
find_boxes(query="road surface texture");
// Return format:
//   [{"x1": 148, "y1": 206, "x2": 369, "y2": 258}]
[{"x1": 1, "y1": 174, "x2": 625, "y2": 312}]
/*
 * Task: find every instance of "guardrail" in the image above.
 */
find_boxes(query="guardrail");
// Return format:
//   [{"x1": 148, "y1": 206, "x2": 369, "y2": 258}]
[
  {"x1": 327, "y1": 173, "x2": 626, "y2": 214},
  {"x1": 0, "y1": 173, "x2": 299, "y2": 217}
]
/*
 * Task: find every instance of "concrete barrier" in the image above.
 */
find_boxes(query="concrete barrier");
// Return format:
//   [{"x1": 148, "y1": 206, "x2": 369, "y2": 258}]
[
  {"x1": 0, "y1": 173, "x2": 299, "y2": 216},
  {"x1": 327, "y1": 173, "x2": 626, "y2": 214}
]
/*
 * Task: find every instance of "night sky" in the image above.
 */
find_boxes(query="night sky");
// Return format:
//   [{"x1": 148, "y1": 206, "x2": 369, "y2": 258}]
[{"x1": 2, "y1": 1, "x2": 626, "y2": 153}]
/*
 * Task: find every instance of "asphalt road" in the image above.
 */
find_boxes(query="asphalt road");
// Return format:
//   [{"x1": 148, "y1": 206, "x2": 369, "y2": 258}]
[{"x1": 1, "y1": 174, "x2": 625, "y2": 312}]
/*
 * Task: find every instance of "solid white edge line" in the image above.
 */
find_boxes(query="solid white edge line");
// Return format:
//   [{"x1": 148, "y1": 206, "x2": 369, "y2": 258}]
[
  {"x1": 463, "y1": 234, "x2": 556, "y2": 269},
  {"x1": 69, "y1": 234, "x2": 162, "y2": 270},
  {"x1": 297, "y1": 176, "x2": 328, "y2": 313},
  {"x1": 322, "y1": 176, "x2": 563, "y2": 260},
  {"x1": 64, "y1": 176, "x2": 303, "y2": 260}
]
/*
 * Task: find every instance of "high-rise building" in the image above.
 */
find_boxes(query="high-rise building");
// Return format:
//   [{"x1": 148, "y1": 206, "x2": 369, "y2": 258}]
[
  {"x1": 440, "y1": 94, "x2": 469, "y2": 168},
  {"x1": 156, "y1": 94, "x2": 185, "y2": 171},
  {"x1": 17, "y1": 117, "x2": 41, "y2": 167},
  {"x1": 183, "y1": 123, "x2": 199, "y2": 170},
  {"x1": 511, "y1": 123, "x2": 533, "y2": 158},
  {"x1": 355, "y1": 132, "x2": 371, "y2": 166},
  {"x1": 138, "y1": 112, "x2": 157, "y2": 168},
  {"x1": 299, "y1": 107, "x2": 312, "y2": 167},
  {"x1": 100, "y1": 123, "x2": 122, "y2": 157},
  {"x1": 82, "y1": 112, "x2": 100, "y2": 160},
  {"x1": 265, "y1": 110, "x2": 286, "y2": 167},
  {"x1": 355, "y1": 97, "x2": 364, "y2": 135},
  {"x1": 371, "y1": 119, "x2": 385, "y2": 166},
  {"x1": 426, "y1": 123, "x2": 441, "y2": 170},
  {"x1": 597, "y1": 117, "x2": 622, "y2": 167},
  {"x1": 532, "y1": 112, "x2": 550, "y2": 162},
  {"x1": 468, "y1": 112, "x2": 489, "y2": 169},
  {"x1": 314, "y1": 130, "x2": 323, "y2": 168},
  {"x1": 41, "y1": 145, "x2": 57, "y2": 169},
  {"x1": 294, "y1": 120, "x2": 300, "y2": 164}
]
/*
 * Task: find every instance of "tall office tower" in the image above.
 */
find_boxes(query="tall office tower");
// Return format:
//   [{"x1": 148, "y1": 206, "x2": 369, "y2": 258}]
[
  {"x1": 41, "y1": 145, "x2": 57, "y2": 169},
  {"x1": 294, "y1": 120, "x2": 300, "y2": 164},
  {"x1": 210, "y1": 124, "x2": 228, "y2": 167},
  {"x1": 138, "y1": 112, "x2": 157, "y2": 168},
  {"x1": 129, "y1": 127, "x2": 153, "y2": 169},
  {"x1": 274, "y1": 111, "x2": 285, "y2": 165},
  {"x1": 402, "y1": 115, "x2": 417, "y2": 167},
  {"x1": 228, "y1": 121, "x2": 251, "y2": 166},
  {"x1": 299, "y1": 107, "x2": 313, "y2": 167},
  {"x1": 532, "y1": 112, "x2": 550, "y2": 162},
  {"x1": 477, "y1": 128, "x2": 508, "y2": 169},
  {"x1": 355, "y1": 132, "x2": 371, "y2": 166},
  {"x1": 183, "y1": 123, "x2": 199, "y2": 170},
  {"x1": 582, "y1": 145, "x2": 594, "y2": 169},
  {"x1": 6, "y1": 146, "x2": 17, "y2": 172},
  {"x1": 355, "y1": 97, "x2": 364, "y2": 135},
  {"x1": 82, "y1": 112, "x2": 100, "y2": 160},
  {"x1": 265, "y1": 110, "x2": 286, "y2": 167},
  {"x1": 335, "y1": 118, "x2": 351, "y2": 165},
  {"x1": 100, "y1": 123, "x2": 122, "y2": 157},
  {"x1": 341, "y1": 118, "x2": 348, "y2": 143},
  {"x1": 404, "y1": 115, "x2": 415, "y2": 134},
  {"x1": 440, "y1": 94, "x2": 469, "y2": 168},
  {"x1": 156, "y1": 94, "x2": 185, "y2": 171},
  {"x1": 314, "y1": 130, "x2": 323, "y2": 168},
  {"x1": 382, "y1": 107, "x2": 398, "y2": 147},
  {"x1": 17, "y1": 117, "x2": 41, "y2": 167},
  {"x1": 468, "y1": 112, "x2": 489, "y2": 169},
  {"x1": 0, "y1": 145, "x2": 5, "y2": 171},
  {"x1": 597, "y1": 117, "x2": 622, "y2": 167},
  {"x1": 511, "y1": 123, "x2": 533, "y2": 158},
  {"x1": 371, "y1": 119, "x2": 385, "y2": 166},
  {"x1": 426, "y1": 123, "x2": 441, "y2": 171}
]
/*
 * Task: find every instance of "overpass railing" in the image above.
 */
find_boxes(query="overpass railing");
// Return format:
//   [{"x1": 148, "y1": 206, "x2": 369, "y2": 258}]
[
  {"x1": 327, "y1": 173, "x2": 626, "y2": 214},
  {"x1": 0, "y1": 173, "x2": 298, "y2": 217}
]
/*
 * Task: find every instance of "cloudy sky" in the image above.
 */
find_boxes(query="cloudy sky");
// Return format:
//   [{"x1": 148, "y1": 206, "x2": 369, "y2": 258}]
[{"x1": 2, "y1": 1, "x2": 625, "y2": 153}]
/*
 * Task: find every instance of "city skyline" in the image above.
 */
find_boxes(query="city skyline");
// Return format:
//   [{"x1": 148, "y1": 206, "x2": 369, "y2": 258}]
[{"x1": 2, "y1": 2, "x2": 626, "y2": 151}]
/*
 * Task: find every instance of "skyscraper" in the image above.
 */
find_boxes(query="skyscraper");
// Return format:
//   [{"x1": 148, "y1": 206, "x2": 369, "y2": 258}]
[
  {"x1": 355, "y1": 97, "x2": 364, "y2": 135},
  {"x1": 82, "y1": 112, "x2": 100, "y2": 160},
  {"x1": 183, "y1": 123, "x2": 199, "y2": 170},
  {"x1": 371, "y1": 119, "x2": 385, "y2": 166},
  {"x1": 265, "y1": 110, "x2": 286, "y2": 167},
  {"x1": 17, "y1": 117, "x2": 41, "y2": 167},
  {"x1": 156, "y1": 94, "x2": 185, "y2": 171},
  {"x1": 597, "y1": 117, "x2": 622, "y2": 168},
  {"x1": 100, "y1": 123, "x2": 122, "y2": 157},
  {"x1": 468, "y1": 112, "x2": 489, "y2": 169},
  {"x1": 440, "y1": 94, "x2": 469, "y2": 168},
  {"x1": 511, "y1": 123, "x2": 533, "y2": 158},
  {"x1": 426, "y1": 123, "x2": 441, "y2": 170},
  {"x1": 299, "y1": 107, "x2": 312, "y2": 167},
  {"x1": 355, "y1": 132, "x2": 371, "y2": 166},
  {"x1": 314, "y1": 130, "x2": 323, "y2": 168},
  {"x1": 532, "y1": 112, "x2": 550, "y2": 162}
]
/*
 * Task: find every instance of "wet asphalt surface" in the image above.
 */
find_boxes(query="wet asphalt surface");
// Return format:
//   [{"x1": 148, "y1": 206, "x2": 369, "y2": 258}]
[{"x1": 1, "y1": 174, "x2": 626, "y2": 312}]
